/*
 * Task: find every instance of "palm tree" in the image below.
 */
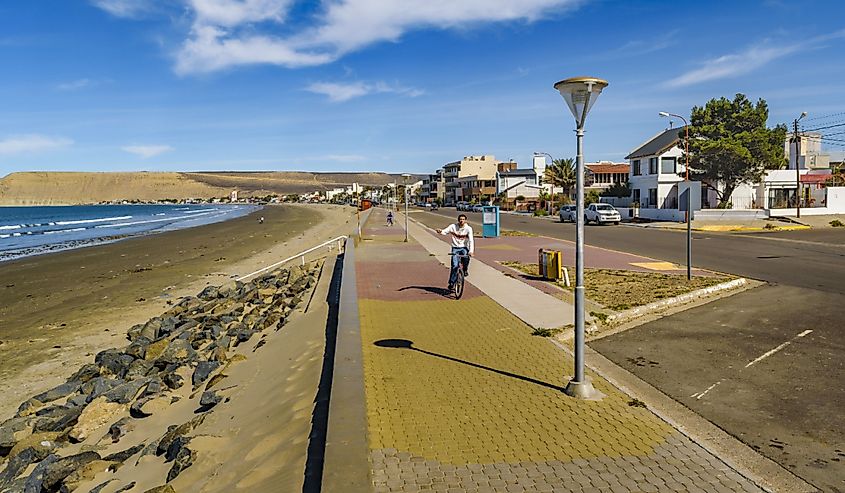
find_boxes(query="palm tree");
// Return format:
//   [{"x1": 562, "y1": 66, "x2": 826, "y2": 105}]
[{"x1": 543, "y1": 158, "x2": 577, "y2": 208}]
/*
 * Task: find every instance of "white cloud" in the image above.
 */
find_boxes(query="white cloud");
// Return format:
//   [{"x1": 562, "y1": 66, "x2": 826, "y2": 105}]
[
  {"x1": 306, "y1": 80, "x2": 424, "y2": 102},
  {"x1": 91, "y1": 0, "x2": 151, "y2": 18},
  {"x1": 667, "y1": 30, "x2": 845, "y2": 88},
  {"x1": 122, "y1": 145, "x2": 174, "y2": 158},
  {"x1": 190, "y1": 0, "x2": 292, "y2": 27},
  {"x1": 57, "y1": 79, "x2": 93, "y2": 91},
  {"x1": 175, "y1": 25, "x2": 333, "y2": 74},
  {"x1": 308, "y1": 0, "x2": 580, "y2": 54},
  {"x1": 93, "y1": 0, "x2": 582, "y2": 75},
  {"x1": 0, "y1": 135, "x2": 73, "y2": 155}
]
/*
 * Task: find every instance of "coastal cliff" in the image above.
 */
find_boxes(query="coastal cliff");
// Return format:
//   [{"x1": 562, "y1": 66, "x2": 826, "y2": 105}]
[{"x1": 0, "y1": 171, "x2": 401, "y2": 205}]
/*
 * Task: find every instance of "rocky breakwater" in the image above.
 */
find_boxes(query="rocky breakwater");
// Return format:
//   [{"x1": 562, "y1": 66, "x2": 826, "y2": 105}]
[{"x1": 0, "y1": 262, "x2": 322, "y2": 493}]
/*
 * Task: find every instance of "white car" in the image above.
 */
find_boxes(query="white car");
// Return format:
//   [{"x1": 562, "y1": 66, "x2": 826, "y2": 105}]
[
  {"x1": 585, "y1": 203, "x2": 621, "y2": 225},
  {"x1": 558, "y1": 205, "x2": 576, "y2": 222}
]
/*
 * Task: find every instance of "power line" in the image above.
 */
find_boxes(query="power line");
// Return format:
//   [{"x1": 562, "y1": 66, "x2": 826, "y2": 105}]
[
  {"x1": 802, "y1": 111, "x2": 845, "y2": 122},
  {"x1": 802, "y1": 121, "x2": 845, "y2": 132}
]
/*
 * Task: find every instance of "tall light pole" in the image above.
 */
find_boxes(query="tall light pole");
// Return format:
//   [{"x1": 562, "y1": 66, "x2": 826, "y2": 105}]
[
  {"x1": 793, "y1": 112, "x2": 807, "y2": 218},
  {"x1": 554, "y1": 76, "x2": 608, "y2": 399},
  {"x1": 659, "y1": 112, "x2": 692, "y2": 281},
  {"x1": 401, "y1": 173, "x2": 411, "y2": 242}
]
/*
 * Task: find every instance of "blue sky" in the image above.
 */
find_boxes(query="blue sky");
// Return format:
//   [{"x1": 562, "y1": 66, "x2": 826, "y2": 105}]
[{"x1": 1, "y1": 0, "x2": 844, "y2": 176}]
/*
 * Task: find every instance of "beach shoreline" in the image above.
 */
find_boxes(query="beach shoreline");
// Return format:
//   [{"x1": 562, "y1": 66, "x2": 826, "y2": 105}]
[{"x1": 0, "y1": 203, "x2": 356, "y2": 421}]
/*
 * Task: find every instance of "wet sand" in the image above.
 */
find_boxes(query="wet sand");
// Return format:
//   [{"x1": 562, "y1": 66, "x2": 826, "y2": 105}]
[{"x1": 0, "y1": 203, "x2": 355, "y2": 420}]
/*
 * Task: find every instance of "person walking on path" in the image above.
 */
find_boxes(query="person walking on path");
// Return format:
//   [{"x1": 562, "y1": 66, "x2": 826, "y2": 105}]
[
  {"x1": 386, "y1": 211, "x2": 394, "y2": 226},
  {"x1": 436, "y1": 213, "x2": 474, "y2": 290}
]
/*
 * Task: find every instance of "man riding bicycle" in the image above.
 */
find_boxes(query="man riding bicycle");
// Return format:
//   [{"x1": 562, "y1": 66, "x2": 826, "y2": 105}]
[{"x1": 436, "y1": 214, "x2": 474, "y2": 290}]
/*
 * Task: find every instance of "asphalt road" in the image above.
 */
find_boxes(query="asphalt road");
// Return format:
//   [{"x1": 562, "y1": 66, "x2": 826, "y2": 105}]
[{"x1": 416, "y1": 208, "x2": 845, "y2": 492}]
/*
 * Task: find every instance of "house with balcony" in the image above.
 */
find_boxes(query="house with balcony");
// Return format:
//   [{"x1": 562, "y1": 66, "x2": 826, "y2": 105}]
[
  {"x1": 442, "y1": 155, "x2": 510, "y2": 205},
  {"x1": 585, "y1": 162, "x2": 629, "y2": 193},
  {"x1": 420, "y1": 170, "x2": 445, "y2": 204},
  {"x1": 626, "y1": 127, "x2": 689, "y2": 213}
]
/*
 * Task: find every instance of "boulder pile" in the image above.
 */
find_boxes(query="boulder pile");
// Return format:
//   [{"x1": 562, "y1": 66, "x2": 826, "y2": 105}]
[{"x1": 0, "y1": 262, "x2": 321, "y2": 493}]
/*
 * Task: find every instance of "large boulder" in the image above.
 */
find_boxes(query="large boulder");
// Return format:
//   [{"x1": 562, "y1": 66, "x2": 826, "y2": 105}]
[
  {"x1": 94, "y1": 350, "x2": 135, "y2": 378},
  {"x1": 192, "y1": 361, "x2": 220, "y2": 388},
  {"x1": 0, "y1": 447, "x2": 49, "y2": 487},
  {"x1": 154, "y1": 340, "x2": 197, "y2": 369},
  {"x1": 32, "y1": 406, "x2": 82, "y2": 433},
  {"x1": 68, "y1": 397, "x2": 127, "y2": 442},
  {"x1": 32, "y1": 381, "x2": 81, "y2": 405},
  {"x1": 40, "y1": 451, "x2": 101, "y2": 491},
  {"x1": 67, "y1": 364, "x2": 100, "y2": 384}
]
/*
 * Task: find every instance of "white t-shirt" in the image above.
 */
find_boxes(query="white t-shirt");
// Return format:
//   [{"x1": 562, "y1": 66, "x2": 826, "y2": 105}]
[{"x1": 440, "y1": 223, "x2": 474, "y2": 254}]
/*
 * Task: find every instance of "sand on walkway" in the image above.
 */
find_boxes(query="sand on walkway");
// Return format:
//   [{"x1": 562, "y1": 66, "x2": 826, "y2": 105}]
[{"x1": 0, "y1": 203, "x2": 356, "y2": 421}]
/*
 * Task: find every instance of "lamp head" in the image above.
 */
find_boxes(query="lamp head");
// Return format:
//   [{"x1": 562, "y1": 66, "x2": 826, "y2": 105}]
[
  {"x1": 799, "y1": 111, "x2": 808, "y2": 120},
  {"x1": 554, "y1": 76, "x2": 608, "y2": 128},
  {"x1": 658, "y1": 111, "x2": 670, "y2": 118}
]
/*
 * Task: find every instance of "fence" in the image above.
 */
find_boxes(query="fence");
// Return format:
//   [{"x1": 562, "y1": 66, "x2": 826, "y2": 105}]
[{"x1": 237, "y1": 236, "x2": 348, "y2": 281}]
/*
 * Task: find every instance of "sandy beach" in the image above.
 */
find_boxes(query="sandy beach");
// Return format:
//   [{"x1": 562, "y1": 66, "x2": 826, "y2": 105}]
[{"x1": 0, "y1": 203, "x2": 356, "y2": 421}]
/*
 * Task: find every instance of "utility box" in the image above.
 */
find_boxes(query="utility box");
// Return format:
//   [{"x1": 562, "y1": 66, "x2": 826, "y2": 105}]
[
  {"x1": 481, "y1": 206, "x2": 500, "y2": 237},
  {"x1": 538, "y1": 249, "x2": 563, "y2": 280}
]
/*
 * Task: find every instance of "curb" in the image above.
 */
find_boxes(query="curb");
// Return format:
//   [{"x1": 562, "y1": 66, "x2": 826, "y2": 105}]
[
  {"x1": 321, "y1": 239, "x2": 372, "y2": 492},
  {"x1": 601, "y1": 277, "x2": 748, "y2": 329}
]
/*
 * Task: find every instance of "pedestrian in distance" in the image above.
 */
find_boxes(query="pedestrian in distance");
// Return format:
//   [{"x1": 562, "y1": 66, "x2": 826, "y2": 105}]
[
  {"x1": 386, "y1": 211, "x2": 394, "y2": 226},
  {"x1": 436, "y1": 214, "x2": 474, "y2": 290}
]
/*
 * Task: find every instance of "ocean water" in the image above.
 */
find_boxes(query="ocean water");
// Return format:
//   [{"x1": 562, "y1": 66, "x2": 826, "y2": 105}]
[{"x1": 0, "y1": 204, "x2": 260, "y2": 262}]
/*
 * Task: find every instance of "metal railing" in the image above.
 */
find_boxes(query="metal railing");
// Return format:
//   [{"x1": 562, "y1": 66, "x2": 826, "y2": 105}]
[{"x1": 237, "y1": 235, "x2": 348, "y2": 281}]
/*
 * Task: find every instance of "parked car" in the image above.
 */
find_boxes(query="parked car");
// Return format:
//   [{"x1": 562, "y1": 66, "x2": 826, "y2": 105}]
[
  {"x1": 471, "y1": 204, "x2": 483, "y2": 212},
  {"x1": 558, "y1": 205, "x2": 576, "y2": 222},
  {"x1": 430, "y1": 203, "x2": 439, "y2": 211},
  {"x1": 585, "y1": 203, "x2": 621, "y2": 225}
]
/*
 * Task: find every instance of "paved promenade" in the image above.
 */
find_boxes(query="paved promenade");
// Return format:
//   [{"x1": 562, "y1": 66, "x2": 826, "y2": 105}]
[{"x1": 353, "y1": 208, "x2": 766, "y2": 493}]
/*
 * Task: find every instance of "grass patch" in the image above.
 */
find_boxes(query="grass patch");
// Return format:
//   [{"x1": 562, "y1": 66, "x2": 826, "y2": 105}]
[
  {"x1": 628, "y1": 398, "x2": 647, "y2": 408},
  {"x1": 590, "y1": 311, "x2": 609, "y2": 323},
  {"x1": 500, "y1": 230, "x2": 537, "y2": 237},
  {"x1": 532, "y1": 326, "x2": 561, "y2": 337},
  {"x1": 502, "y1": 261, "x2": 735, "y2": 311}
]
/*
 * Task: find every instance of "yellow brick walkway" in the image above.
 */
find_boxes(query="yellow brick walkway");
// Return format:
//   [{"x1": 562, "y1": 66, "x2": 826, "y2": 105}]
[{"x1": 356, "y1": 208, "x2": 763, "y2": 492}]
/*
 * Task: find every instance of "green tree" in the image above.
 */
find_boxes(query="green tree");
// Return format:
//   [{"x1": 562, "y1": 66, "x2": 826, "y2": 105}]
[
  {"x1": 601, "y1": 181, "x2": 630, "y2": 198},
  {"x1": 543, "y1": 158, "x2": 577, "y2": 199},
  {"x1": 684, "y1": 94, "x2": 787, "y2": 208},
  {"x1": 585, "y1": 190, "x2": 601, "y2": 205}
]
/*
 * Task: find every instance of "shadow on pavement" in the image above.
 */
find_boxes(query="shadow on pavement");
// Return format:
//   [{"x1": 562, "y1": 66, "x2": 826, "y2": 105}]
[
  {"x1": 374, "y1": 339, "x2": 565, "y2": 392},
  {"x1": 397, "y1": 285, "x2": 452, "y2": 297}
]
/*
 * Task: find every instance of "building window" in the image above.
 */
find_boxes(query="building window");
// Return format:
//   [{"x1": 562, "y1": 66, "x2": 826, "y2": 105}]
[
  {"x1": 632, "y1": 189, "x2": 640, "y2": 205},
  {"x1": 661, "y1": 157, "x2": 677, "y2": 174},
  {"x1": 649, "y1": 158, "x2": 658, "y2": 174},
  {"x1": 632, "y1": 160, "x2": 641, "y2": 176},
  {"x1": 648, "y1": 188, "x2": 657, "y2": 208}
]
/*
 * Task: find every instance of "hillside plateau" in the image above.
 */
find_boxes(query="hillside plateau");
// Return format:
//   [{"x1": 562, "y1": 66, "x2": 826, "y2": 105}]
[{"x1": 0, "y1": 171, "x2": 405, "y2": 205}]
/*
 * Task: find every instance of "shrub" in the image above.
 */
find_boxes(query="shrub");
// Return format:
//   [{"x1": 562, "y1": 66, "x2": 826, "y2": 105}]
[
  {"x1": 831, "y1": 219, "x2": 844, "y2": 227},
  {"x1": 533, "y1": 209, "x2": 549, "y2": 217}
]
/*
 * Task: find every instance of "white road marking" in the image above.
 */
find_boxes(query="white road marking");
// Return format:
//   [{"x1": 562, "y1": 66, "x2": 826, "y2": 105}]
[
  {"x1": 691, "y1": 330, "x2": 813, "y2": 400},
  {"x1": 744, "y1": 330, "x2": 813, "y2": 369},
  {"x1": 691, "y1": 380, "x2": 721, "y2": 399}
]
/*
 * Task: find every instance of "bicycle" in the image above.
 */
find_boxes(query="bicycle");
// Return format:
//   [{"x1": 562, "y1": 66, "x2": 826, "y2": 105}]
[{"x1": 448, "y1": 253, "x2": 469, "y2": 299}]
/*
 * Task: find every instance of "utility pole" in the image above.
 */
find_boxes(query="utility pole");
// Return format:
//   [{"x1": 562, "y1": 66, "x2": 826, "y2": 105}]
[{"x1": 793, "y1": 112, "x2": 807, "y2": 218}]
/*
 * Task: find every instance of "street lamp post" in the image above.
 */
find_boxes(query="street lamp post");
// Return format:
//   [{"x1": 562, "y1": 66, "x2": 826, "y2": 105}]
[
  {"x1": 793, "y1": 112, "x2": 807, "y2": 218},
  {"x1": 554, "y1": 76, "x2": 608, "y2": 399},
  {"x1": 402, "y1": 173, "x2": 411, "y2": 242},
  {"x1": 659, "y1": 112, "x2": 692, "y2": 281}
]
